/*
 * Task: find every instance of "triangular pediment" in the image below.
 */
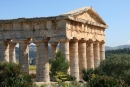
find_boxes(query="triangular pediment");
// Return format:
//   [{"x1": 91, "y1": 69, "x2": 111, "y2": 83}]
[{"x1": 61, "y1": 6, "x2": 107, "y2": 26}]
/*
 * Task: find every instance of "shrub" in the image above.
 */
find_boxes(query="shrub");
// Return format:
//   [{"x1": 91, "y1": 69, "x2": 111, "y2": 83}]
[
  {"x1": 54, "y1": 71, "x2": 68, "y2": 82},
  {"x1": 82, "y1": 54, "x2": 130, "y2": 86},
  {"x1": 82, "y1": 68, "x2": 94, "y2": 82},
  {"x1": 86, "y1": 74, "x2": 128, "y2": 87},
  {"x1": 0, "y1": 62, "x2": 33, "y2": 87},
  {"x1": 50, "y1": 51, "x2": 69, "y2": 76},
  {"x1": 50, "y1": 51, "x2": 75, "y2": 82},
  {"x1": 98, "y1": 54, "x2": 130, "y2": 85},
  {"x1": 54, "y1": 71, "x2": 76, "y2": 83}
]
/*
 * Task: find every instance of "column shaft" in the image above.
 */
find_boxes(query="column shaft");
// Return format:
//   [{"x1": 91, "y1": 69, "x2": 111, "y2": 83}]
[
  {"x1": 87, "y1": 42, "x2": 94, "y2": 69},
  {"x1": 60, "y1": 40, "x2": 69, "y2": 62},
  {"x1": 78, "y1": 41, "x2": 86, "y2": 80},
  {"x1": 0, "y1": 41, "x2": 9, "y2": 62},
  {"x1": 94, "y1": 42, "x2": 100, "y2": 68},
  {"x1": 9, "y1": 43, "x2": 16, "y2": 63},
  {"x1": 50, "y1": 43, "x2": 58, "y2": 59},
  {"x1": 70, "y1": 41, "x2": 79, "y2": 81},
  {"x1": 36, "y1": 42, "x2": 50, "y2": 82},
  {"x1": 100, "y1": 43, "x2": 105, "y2": 60},
  {"x1": 60, "y1": 40, "x2": 70, "y2": 74},
  {"x1": 19, "y1": 42, "x2": 29, "y2": 73}
]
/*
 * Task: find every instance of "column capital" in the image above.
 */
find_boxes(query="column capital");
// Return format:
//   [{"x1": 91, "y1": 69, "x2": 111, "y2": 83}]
[
  {"x1": 9, "y1": 43, "x2": 16, "y2": 48},
  {"x1": 70, "y1": 37, "x2": 79, "y2": 42},
  {"x1": 49, "y1": 42, "x2": 58, "y2": 46},
  {"x1": 9, "y1": 42, "x2": 17, "y2": 45},
  {"x1": 87, "y1": 39, "x2": 93, "y2": 43},
  {"x1": 79, "y1": 38, "x2": 87, "y2": 43},
  {"x1": 100, "y1": 40, "x2": 105, "y2": 44},
  {"x1": 0, "y1": 39, "x2": 11, "y2": 44},
  {"x1": 48, "y1": 38, "x2": 59, "y2": 45},
  {"x1": 94, "y1": 40, "x2": 100, "y2": 44}
]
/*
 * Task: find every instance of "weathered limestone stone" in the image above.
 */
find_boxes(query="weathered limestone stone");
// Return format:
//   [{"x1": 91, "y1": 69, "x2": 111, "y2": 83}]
[
  {"x1": 100, "y1": 42, "x2": 105, "y2": 61},
  {"x1": 87, "y1": 41, "x2": 94, "y2": 69},
  {"x1": 0, "y1": 41, "x2": 9, "y2": 62},
  {"x1": 9, "y1": 43, "x2": 16, "y2": 63},
  {"x1": 60, "y1": 39, "x2": 70, "y2": 74},
  {"x1": 0, "y1": 7, "x2": 108, "y2": 83},
  {"x1": 94, "y1": 41, "x2": 100, "y2": 68},
  {"x1": 36, "y1": 44, "x2": 40, "y2": 81},
  {"x1": 36, "y1": 41, "x2": 50, "y2": 82},
  {"x1": 19, "y1": 41, "x2": 29, "y2": 73},
  {"x1": 50, "y1": 42, "x2": 58, "y2": 59},
  {"x1": 78, "y1": 40, "x2": 86, "y2": 80},
  {"x1": 70, "y1": 40, "x2": 79, "y2": 81}
]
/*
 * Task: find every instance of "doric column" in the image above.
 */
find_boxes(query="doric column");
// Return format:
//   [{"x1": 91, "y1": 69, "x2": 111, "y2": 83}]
[
  {"x1": 19, "y1": 41, "x2": 29, "y2": 73},
  {"x1": 0, "y1": 41, "x2": 9, "y2": 62},
  {"x1": 36, "y1": 40, "x2": 50, "y2": 82},
  {"x1": 60, "y1": 39, "x2": 70, "y2": 74},
  {"x1": 50, "y1": 42, "x2": 58, "y2": 59},
  {"x1": 70, "y1": 39, "x2": 79, "y2": 81},
  {"x1": 94, "y1": 41, "x2": 100, "y2": 68},
  {"x1": 9, "y1": 43, "x2": 16, "y2": 63},
  {"x1": 36, "y1": 43, "x2": 39, "y2": 81},
  {"x1": 78, "y1": 40, "x2": 86, "y2": 80},
  {"x1": 87, "y1": 40, "x2": 94, "y2": 69},
  {"x1": 100, "y1": 42, "x2": 105, "y2": 61}
]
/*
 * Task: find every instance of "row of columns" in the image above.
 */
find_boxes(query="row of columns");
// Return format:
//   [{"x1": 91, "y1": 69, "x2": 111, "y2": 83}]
[
  {"x1": 0, "y1": 39, "x2": 105, "y2": 82},
  {"x1": 0, "y1": 40, "x2": 30, "y2": 73},
  {"x1": 58, "y1": 39, "x2": 105, "y2": 81}
]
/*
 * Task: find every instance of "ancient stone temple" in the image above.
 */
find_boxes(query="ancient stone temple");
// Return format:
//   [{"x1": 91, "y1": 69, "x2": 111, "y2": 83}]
[{"x1": 0, "y1": 6, "x2": 108, "y2": 82}]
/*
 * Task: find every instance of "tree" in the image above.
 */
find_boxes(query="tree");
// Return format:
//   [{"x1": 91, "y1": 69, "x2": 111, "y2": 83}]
[
  {"x1": 50, "y1": 51, "x2": 75, "y2": 82},
  {"x1": 0, "y1": 62, "x2": 33, "y2": 87},
  {"x1": 50, "y1": 51, "x2": 69, "y2": 76},
  {"x1": 82, "y1": 54, "x2": 130, "y2": 86}
]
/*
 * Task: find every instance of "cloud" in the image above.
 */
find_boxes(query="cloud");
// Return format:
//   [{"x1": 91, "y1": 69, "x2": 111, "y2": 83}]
[{"x1": 125, "y1": 40, "x2": 130, "y2": 45}]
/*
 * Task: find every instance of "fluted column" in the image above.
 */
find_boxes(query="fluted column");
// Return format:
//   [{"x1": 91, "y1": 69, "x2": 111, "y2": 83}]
[
  {"x1": 100, "y1": 42, "x2": 105, "y2": 61},
  {"x1": 87, "y1": 41, "x2": 94, "y2": 69},
  {"x1": 36, "y1": 41, "x2": 50, "y2": 82},
  {"x1": 36, "y1": 43, "x2": 39, "y2": 81},
  {"x1": 50, "y1": 42, "x2": 58, "y2": 59},
  {"x1": 0, "y1": 41, "x2": 9, "y2": 62},
  {"x1": 94, "y1": 41, "x2": 100, "y2": 68},
  {"x1": 70, "y1": 40, "x2": 79, "y2": 81},
  {"x1": 60, "y1": 39, "x2": 70, "y2": 74},
  {"x1": 19, "y1": 41, "x2": 29, "y2": 73},
  {"x1": 9, "y1": 43, "x2": 16, "y2": 63},
  {"x1": 78, "y1": 40, "x2": 86, "y2": 80}
]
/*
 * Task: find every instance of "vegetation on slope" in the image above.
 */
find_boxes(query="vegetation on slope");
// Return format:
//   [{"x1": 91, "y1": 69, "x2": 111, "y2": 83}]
[
  {"x1": 83, "y1": 54, "x2": 130, "y2": 86},
  {"x1": 105, "y1": 48, "x2": 130, "y2": 58}
]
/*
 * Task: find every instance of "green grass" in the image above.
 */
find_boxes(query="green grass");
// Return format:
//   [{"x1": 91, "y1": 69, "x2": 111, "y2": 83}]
[
  {"x1": 39, "y1": 81, "x2": 87, "y2": 87},
  {"x1": 29, "y1": 65, "x2": 36, "y2": 70}
]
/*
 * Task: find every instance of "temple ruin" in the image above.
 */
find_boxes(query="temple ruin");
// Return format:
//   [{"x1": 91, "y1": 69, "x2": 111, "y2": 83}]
[{"x1": 0, "y1": 6, "x2": 108, "y2": 82}]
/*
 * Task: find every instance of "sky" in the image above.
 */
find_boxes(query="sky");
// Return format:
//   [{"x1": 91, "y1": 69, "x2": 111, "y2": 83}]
[{"x1": 0, "y1": 0, "x2": 130, "y2": 47}]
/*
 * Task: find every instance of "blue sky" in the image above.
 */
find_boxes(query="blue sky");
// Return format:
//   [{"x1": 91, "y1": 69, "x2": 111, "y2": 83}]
[{"x1": 0, "y1": 0, "x2": 130, "y2": 46}]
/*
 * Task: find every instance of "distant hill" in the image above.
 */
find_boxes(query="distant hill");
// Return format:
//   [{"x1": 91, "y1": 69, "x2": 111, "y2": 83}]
[{"x1": 105, "y1": 45, "x2": 130, "y2": 51}]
